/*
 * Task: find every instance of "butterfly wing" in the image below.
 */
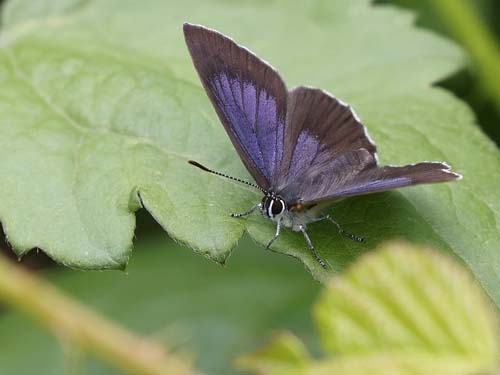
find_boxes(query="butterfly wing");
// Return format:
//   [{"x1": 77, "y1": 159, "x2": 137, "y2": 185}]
[
  {"x1": 277, "y1": 87, "x2": 460, "y2": 205},
  {"x1": 316, "y1": 161, "x2": 460, "y2": 201},
  {"x1": 290, "y1": 157, "x2": 460, "y2": 204},
  {"x1": 184, "y1": 23, "x2": 287, "y2": 191},
  {"x1": 276, "y1": 87, "x2": 377, "y2": 200}
]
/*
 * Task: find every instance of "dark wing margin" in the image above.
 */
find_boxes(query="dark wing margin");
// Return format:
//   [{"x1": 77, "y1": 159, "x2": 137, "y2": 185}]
[
  {"x1": 183, "y1": 23, "x2": 288, "y2": 191},
  {"x1": 299, "y1": 161, "x2": 462, "y2": 204}
]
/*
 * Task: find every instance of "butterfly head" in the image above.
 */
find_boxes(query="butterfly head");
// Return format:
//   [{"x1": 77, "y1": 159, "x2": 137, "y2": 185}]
[{"x1": 261, "y1": 193, "x2": 287, "y2": 219}]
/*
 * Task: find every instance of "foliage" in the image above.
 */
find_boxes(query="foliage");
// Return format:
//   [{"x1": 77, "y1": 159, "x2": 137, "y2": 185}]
[
  {"x1": 1, "y1": 0, "x2": 500, "y2": 308},
  {"x1": 0, "y1": 1, "x2": 499, "y2": 374},
  {"x1": 0, "y1": 234, "x2": 321, "y2": 375},
  {"x1": 378, "y1": 0, "x2": 500, "y2": 143},
  {"x1": 238, "y1": 242, "x2": 500, "y2": 375}
]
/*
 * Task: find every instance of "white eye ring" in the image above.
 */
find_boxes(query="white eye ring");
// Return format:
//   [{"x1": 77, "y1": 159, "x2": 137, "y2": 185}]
[{"x1": 266, "y1": 199, "x2": 274, "y2": 218}]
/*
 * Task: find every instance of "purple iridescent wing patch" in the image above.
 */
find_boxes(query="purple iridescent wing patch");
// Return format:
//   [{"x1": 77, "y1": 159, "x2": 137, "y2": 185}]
[
  {"x1": 209, "y1": 73, "x2": 284, "y2": 183},
  {"x1": 184, "y1": 23, "x2": 287, "y2": 190}
]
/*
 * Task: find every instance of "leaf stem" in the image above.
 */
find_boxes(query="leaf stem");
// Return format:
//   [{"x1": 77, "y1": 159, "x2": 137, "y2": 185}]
[
  {"x1": 0, "y1": 253, "x2": 203, "y2": 375},
  {"x1": 429, "y1": 0, "x2": 500, "y2": 115}
]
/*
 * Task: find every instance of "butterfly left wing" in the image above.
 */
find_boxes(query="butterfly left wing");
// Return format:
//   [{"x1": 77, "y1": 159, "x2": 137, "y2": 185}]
[
  {"x1": 184, "y1": 23, "x2": 288, "y2": 191},
  {"x1": 276, "y1": 87, "x2": 461, "y2": 205}
]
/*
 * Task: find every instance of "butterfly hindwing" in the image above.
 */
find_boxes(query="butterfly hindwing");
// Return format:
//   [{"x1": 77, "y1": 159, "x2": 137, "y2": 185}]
[
  {"x1": 298, "y1": 160, "x2": 459, "y2": 204},
  {"x1": 183, "y1": 23, "x2": 287, "y2": 191}
]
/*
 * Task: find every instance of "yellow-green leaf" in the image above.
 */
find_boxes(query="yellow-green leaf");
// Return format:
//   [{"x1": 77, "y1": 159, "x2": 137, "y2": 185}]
[
  {"x1": 236, "y1": 331, "x2": 311, "y2": 375},
  {"x1": 240, "y1": 242, "x2": 500, "y2": 375}
]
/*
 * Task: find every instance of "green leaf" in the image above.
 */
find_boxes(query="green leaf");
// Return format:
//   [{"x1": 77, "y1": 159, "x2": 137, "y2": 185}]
[
  {"x1": 1, "y1": 1, "x2": 500, "y2": 307},
  {"x1": 0, "y1": 232, "x2": 321, "y2": 375},
  {"x1": 239, "y1": 242, "x2": 500, "y2": 375},
  {"x1": 236, "y1": 332, "x2": 312, "y2": 375}
]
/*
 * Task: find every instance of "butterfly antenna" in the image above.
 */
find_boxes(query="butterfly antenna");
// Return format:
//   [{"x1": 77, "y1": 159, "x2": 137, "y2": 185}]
[{"x1": 188, "y1": 160, "x2": 267, "y2": 193}]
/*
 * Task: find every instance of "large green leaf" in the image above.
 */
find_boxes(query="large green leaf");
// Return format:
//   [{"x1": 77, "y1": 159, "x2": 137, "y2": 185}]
[
  {"x1": 1, "y1": 1, "x2": 500, "y2": 306},
  {"x1": 238, "y1": 242, "x2": 500, "y2": 375},
  {"x1": 0, "y1": 231, "x2": 321, "y2": 375}
]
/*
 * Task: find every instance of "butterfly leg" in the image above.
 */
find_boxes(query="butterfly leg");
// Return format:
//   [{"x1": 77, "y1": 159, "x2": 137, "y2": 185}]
[
  {"x1": 231, "y1": 203, "x2": 261, "y2": 218},
  {"x1": 315, "y1": 215, "x2": 364, "y2": 243},
  {"x1": 298, "y1": 225, "x2": 327, "y2": 269},
  {"x1": 265, "y1": 218, "x2": 282, "y2": 250}
]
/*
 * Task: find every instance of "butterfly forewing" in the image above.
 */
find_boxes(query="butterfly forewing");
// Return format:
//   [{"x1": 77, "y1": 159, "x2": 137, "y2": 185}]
[{"x1": 183, "y1": 23, "x2": 288, "y2": 190}]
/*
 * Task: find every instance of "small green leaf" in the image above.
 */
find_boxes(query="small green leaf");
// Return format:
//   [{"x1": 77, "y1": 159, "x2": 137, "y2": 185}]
[
  {"x1": 236, "y1": 332, "x2": 311, "y2": 375},
  {"x1": 239, "y1": 242, "x2": 500, "y2": 375},
  {"x1": 1, "y1": 1, "x2": 500, "y2": 308}
]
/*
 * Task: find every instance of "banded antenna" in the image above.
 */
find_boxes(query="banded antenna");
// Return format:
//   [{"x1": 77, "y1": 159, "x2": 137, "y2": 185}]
[{"x1": 188, "y1": 160, "x2": 268, "y2": 194}]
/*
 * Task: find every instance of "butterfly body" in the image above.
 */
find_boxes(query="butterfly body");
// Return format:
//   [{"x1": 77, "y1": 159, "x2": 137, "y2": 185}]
[{"x1": 183, "y1": 23, "x2": 461, "y2": 269}]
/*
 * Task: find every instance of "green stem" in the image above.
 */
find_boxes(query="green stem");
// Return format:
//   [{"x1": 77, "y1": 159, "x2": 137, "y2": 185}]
[
  {"x1": 0, "y1": 253, "x2": 203, "y2": 375},
  {"x1": 429, "y1": 0, "x2": 500, "y2": 115}
]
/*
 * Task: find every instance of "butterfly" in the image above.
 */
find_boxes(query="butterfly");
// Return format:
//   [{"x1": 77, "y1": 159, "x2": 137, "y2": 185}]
[{"x1": 183, "y1": 23, "x2": 461, "y2": 268}]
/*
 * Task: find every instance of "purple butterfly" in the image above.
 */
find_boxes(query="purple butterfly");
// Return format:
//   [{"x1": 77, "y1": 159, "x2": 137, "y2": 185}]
[{"x1": 183, "y1": 23, "x2": 461, "y2": 268}]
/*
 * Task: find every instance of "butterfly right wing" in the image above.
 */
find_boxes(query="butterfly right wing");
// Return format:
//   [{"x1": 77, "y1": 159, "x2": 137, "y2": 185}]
[
  {"x1": 277, "y1": 87, "x2": 460, "y2": 205},
  {"x1": 276, "y1": 86, "x2": 377, "y2": 200},
  {"x1": 184, "y1": 23, "x2": 288, "y2": 191}
]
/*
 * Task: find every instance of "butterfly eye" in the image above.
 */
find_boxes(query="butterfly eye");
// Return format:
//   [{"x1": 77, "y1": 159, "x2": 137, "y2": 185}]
[
  {"x1": 271, "y1": 198, "x2": 285, "y2": 216},
  {"x1": 262, "y1": 196, "x2": 285, "y2": 218}
]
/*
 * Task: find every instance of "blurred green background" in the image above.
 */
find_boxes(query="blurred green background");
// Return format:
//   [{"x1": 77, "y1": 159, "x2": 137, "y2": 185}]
[
  {"x1": 377, "y1": 0, "x2": 500, "y2": 143},
  {"x1": 0, "y1": 0, "x2": 499, "y2": 374},
  {"x1": 0, "y1": 213, "x2": 322, "y2": 374}
]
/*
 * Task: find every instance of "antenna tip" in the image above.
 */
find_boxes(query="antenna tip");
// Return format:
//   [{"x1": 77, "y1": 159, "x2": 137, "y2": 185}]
[{"x1": 188, "y1": 160, "x2": 211, "y2": 172}]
